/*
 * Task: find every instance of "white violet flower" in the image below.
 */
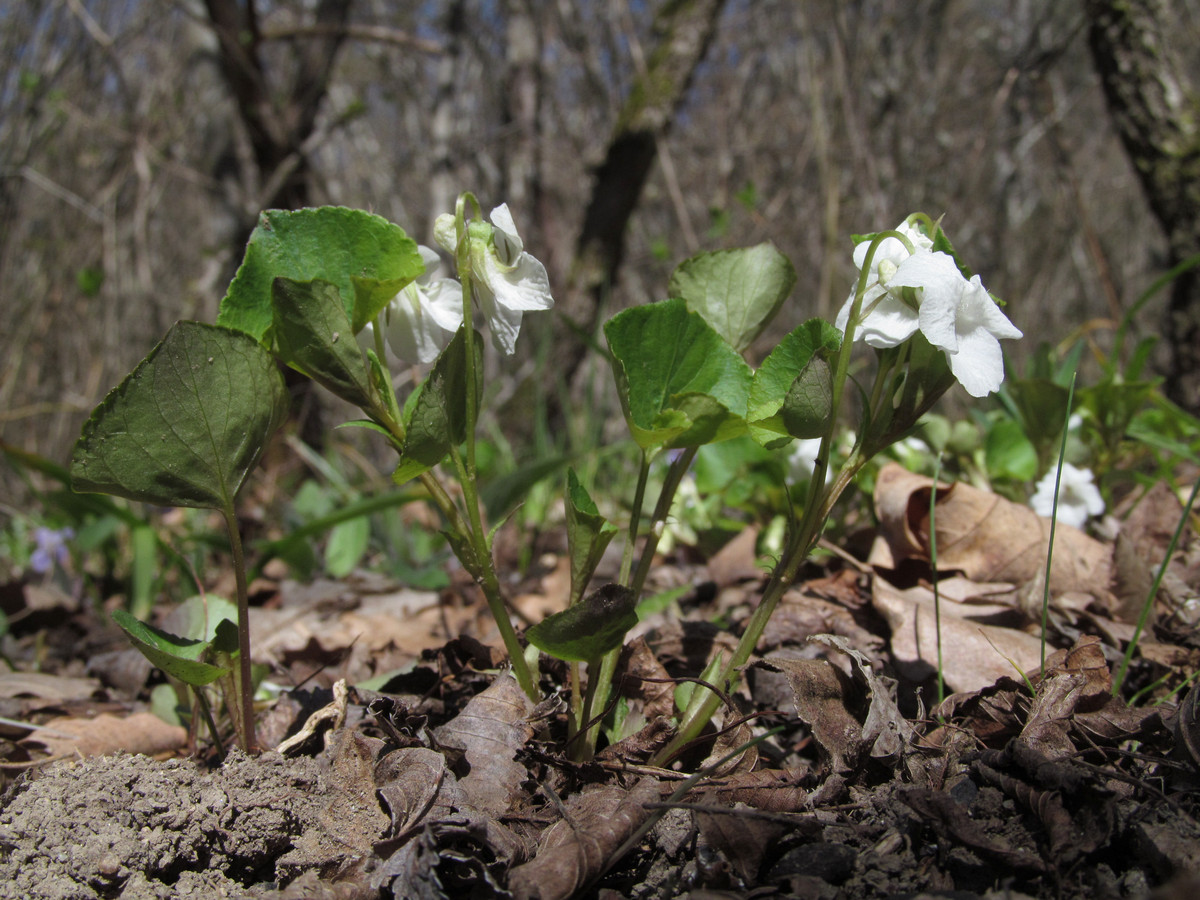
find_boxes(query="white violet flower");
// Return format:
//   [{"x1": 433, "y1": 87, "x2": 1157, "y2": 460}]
[
  {"x1": 887, "y1": 251, "x2": 1023, "y2": 398},
  {"x1": 360, "y1": 245, "x2": 463, "y2": 365},
  {"x1": 834, "y1": 221, "x2": 933, "y2": 349},
  {"x1": 1030, "y1": 463, "x2": 1105, "y2": 530},
  {"x1": 435, "y1": 204, "x2": 554, "y2": 354}
]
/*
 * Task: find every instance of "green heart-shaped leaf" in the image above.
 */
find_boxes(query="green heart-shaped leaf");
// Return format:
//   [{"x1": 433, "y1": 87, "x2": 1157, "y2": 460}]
[
  {"x1": 526, "y1": 583, "x2": 637, "y2": 662},
  {"x1": 669, "y1": 243, "x2": 796, "y2": 352},
  {"x1": 748, "y1": 319, "x2": 842, "y2": 448},
  {"x1": 272, "y1": 277, "x2": 377, "y2": 411},
  {"x1": 217, "y1": 207, "x2": 423, "y2": 343},
  {"x1": 605, "y1": 298, "x2": 752, "y2": 451},
  {"x1": 71, "y1": 321, "x2": 288, "y2": 510}
]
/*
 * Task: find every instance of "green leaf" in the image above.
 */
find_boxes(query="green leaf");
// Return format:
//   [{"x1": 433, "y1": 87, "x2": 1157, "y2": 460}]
[
  {"x1": 564, "y1": 469, "x2": 619, "y2": 607},
  {"x1": 71, "y1": 321, "x2": 288, "y2": 510},
  {"x1": 669, "y1": 243, "x2": 796, "y2": 352},
  {"x1": 111, "y1": 608, "x2": 229, "y2": 687},
  {"x1": 605, "y1": 298, "x2": 753, "y2": 451},
  {"x1": 781, "y1": 354, "x2": 834, "y2": 440},
  {"x1": 272, "y1": 277, "x2": 377, "y2": 410},
  {"x1": 525, "y1": 583, "x2": 637, "y2": 662},
  {"x1": 392, "y1": 328, "x2": 481, "y2": 484},
  {"x1": 325, "y1": 515, "x2": 370, "y2": 577},
  {"x1": 176, "y1": 594, "x2": 240, "y2": 646},
  {"x1": 747, "y1": 319, "x2": 842, "y2": 447},
  {"x1": 985, "y1": 419, "x2": 1038, "y2": 480},
  {"x1": 217, "y1": 207, "x2": 423, "y2": 343}
]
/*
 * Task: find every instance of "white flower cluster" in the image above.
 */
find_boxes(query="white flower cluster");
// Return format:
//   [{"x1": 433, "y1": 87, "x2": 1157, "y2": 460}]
[
  {"x1": 1030, "y1": 463, "x2": 1105, "y2": 529},
  {"x1": 835, "y1": 220, "x2": 1022, "y2": 397}
]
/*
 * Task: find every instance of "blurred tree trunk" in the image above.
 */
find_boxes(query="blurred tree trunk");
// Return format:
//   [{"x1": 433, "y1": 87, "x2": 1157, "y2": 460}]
[
  {"x1": 1085, "y1": 0, "x2": 1200, "y2": 413},
  {"x1": 554, "y1": 0, "x2": 727, "y2": 384},
  {"x1": 203, "y1": 0, "x2": 352, "y2": 219},
  {"x1": 203, "y1": 0, "x2": 353, "y2": 445},
  {"x1": 430, "y1": 0, "x2": 466, "y2": 225}
]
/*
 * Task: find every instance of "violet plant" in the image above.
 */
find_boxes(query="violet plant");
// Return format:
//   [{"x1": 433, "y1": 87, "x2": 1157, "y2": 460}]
[{"x1": 70, "y1": 198, "x2": 1021, "y2": 761}]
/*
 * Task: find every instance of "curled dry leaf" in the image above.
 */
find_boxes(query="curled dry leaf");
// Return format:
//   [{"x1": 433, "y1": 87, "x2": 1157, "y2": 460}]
[
  {"x1": 507, "y1": 779, "x2": 660, "y2": 900},
  {"x1": 697, "y1": 767, "x2": 812, "y2": 813},
  {"x1": 616, "y1": 636, "x2": 676, "y2": 723},
  {"x1": 432, "y1": 673, "x2": 536, "y2": 819},
  {"x1": 811, "y1": 634, "x2": 917, "y2": 763},
  {"x1": 754, "y1": 656, "x2": 862, "y2": 775},
  {"x1": 872, "y1": 463, "x2": 1112, "y2": 599}
]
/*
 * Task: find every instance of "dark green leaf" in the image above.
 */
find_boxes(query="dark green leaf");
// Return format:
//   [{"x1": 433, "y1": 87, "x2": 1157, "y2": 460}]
[
  {"x1": 393, "y1": 328, "x2": 481, "y2": 484},
  {"x1": 748, "y1": 319, "x2": 841, "y2": 447},
  {"x1": 526, "y1": 583, "x2": 637, "y2": 662},
  {"x1": 564, "y1": 469, "x2": 619, "y2": 607},
  {"x1": 781, "y1": 355, "x2": 833, "y2": 440},
  {"x1": 272, "y1": 277, "x2": 377, "y2": 410},
  {"x1": 71, "y1": 321, "x2": 288, "y2": 510}
]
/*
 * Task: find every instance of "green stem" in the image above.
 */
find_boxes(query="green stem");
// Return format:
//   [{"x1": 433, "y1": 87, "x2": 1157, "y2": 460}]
[
  {"x1": 651, "y1": 446, "x2": 865, "y2": 768},
  {"x1": 619, "y1": 452, "x2": 652, "y2": 586},
  {"x1": 221, "y1": 505, "x2": 258, "y2": 754},
  {"x1": 580, "y1": 447, "x2": 698, "y2": 759}
]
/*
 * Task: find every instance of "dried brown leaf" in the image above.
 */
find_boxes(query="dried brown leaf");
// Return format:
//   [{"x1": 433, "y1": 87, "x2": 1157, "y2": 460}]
[
  {"x1": 698, "y1": 768, "x2": 812, "y2": 813},
  {"x1": 373, "y1": 745, "x2": 448, "y2": 838},
  {"x1": 872, "y1": 577, "x2": 1044, "y2": 692},
  {"x1": 0, "y1": 671, "x2": 103, "y2": 702},
  {"x1": 811, "y1": 634, "x2": 917, "y2": 762},
  {"x1": 432, "y1": 673, "x2": 536, "y2": 818},
  {"x1": 507, "y1": 779, "x2": 660, "y2": 900},
  {"x1": 873, "y1": 463, "x2": 1112, "y2": 597},
  {"x1": 754, "y1": 656, "x2": 861, "y2": 774},
  {"x1": 900, "y1": 786, "x2": 1048, "y2": 873},
  {"x1": 617, "y1": 636, "x2": 676, "y2": 722},
  {"x1": 706, "y1": 526, "x2": 763, "y2": 587},
  {"x1": 695, "y1": 802, "x2": 784, "y2": 882},
  {"x1": 19, "y1": 712, "x2": 186, "y2": 759}
]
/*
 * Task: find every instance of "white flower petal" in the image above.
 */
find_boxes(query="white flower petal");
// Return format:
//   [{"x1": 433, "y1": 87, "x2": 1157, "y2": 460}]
[
  {"x1": 488, "y1": 203, "x2": 524, "y2": 263},
  {"x1": 857, "y1": 292, "x2": 921, "y2": 348},
  {"x1": 422, "y1": 278, "x2": 466, "y2": 332},
  {"x1": 416, "y1": 244, "x2": 443, "y2": 279},
  {"x1": 477, "y1": 288, "x2": 525, "y2": 355},
  {"x1": 1030, "y1": 463, "x2": 1104, "y2": 529},
  {"x1": 787, "y1": 438, "x2": 823, "y2": 480},
  {"x1": 481, "y1": 250, "x2": 554, "y2": 312},
  {"x1": 946, "y1": 326, "x2": 1005, "y2": 398},
  {"x1": 960, "y1": 276, "x2": 1023, "y2": 341}
]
